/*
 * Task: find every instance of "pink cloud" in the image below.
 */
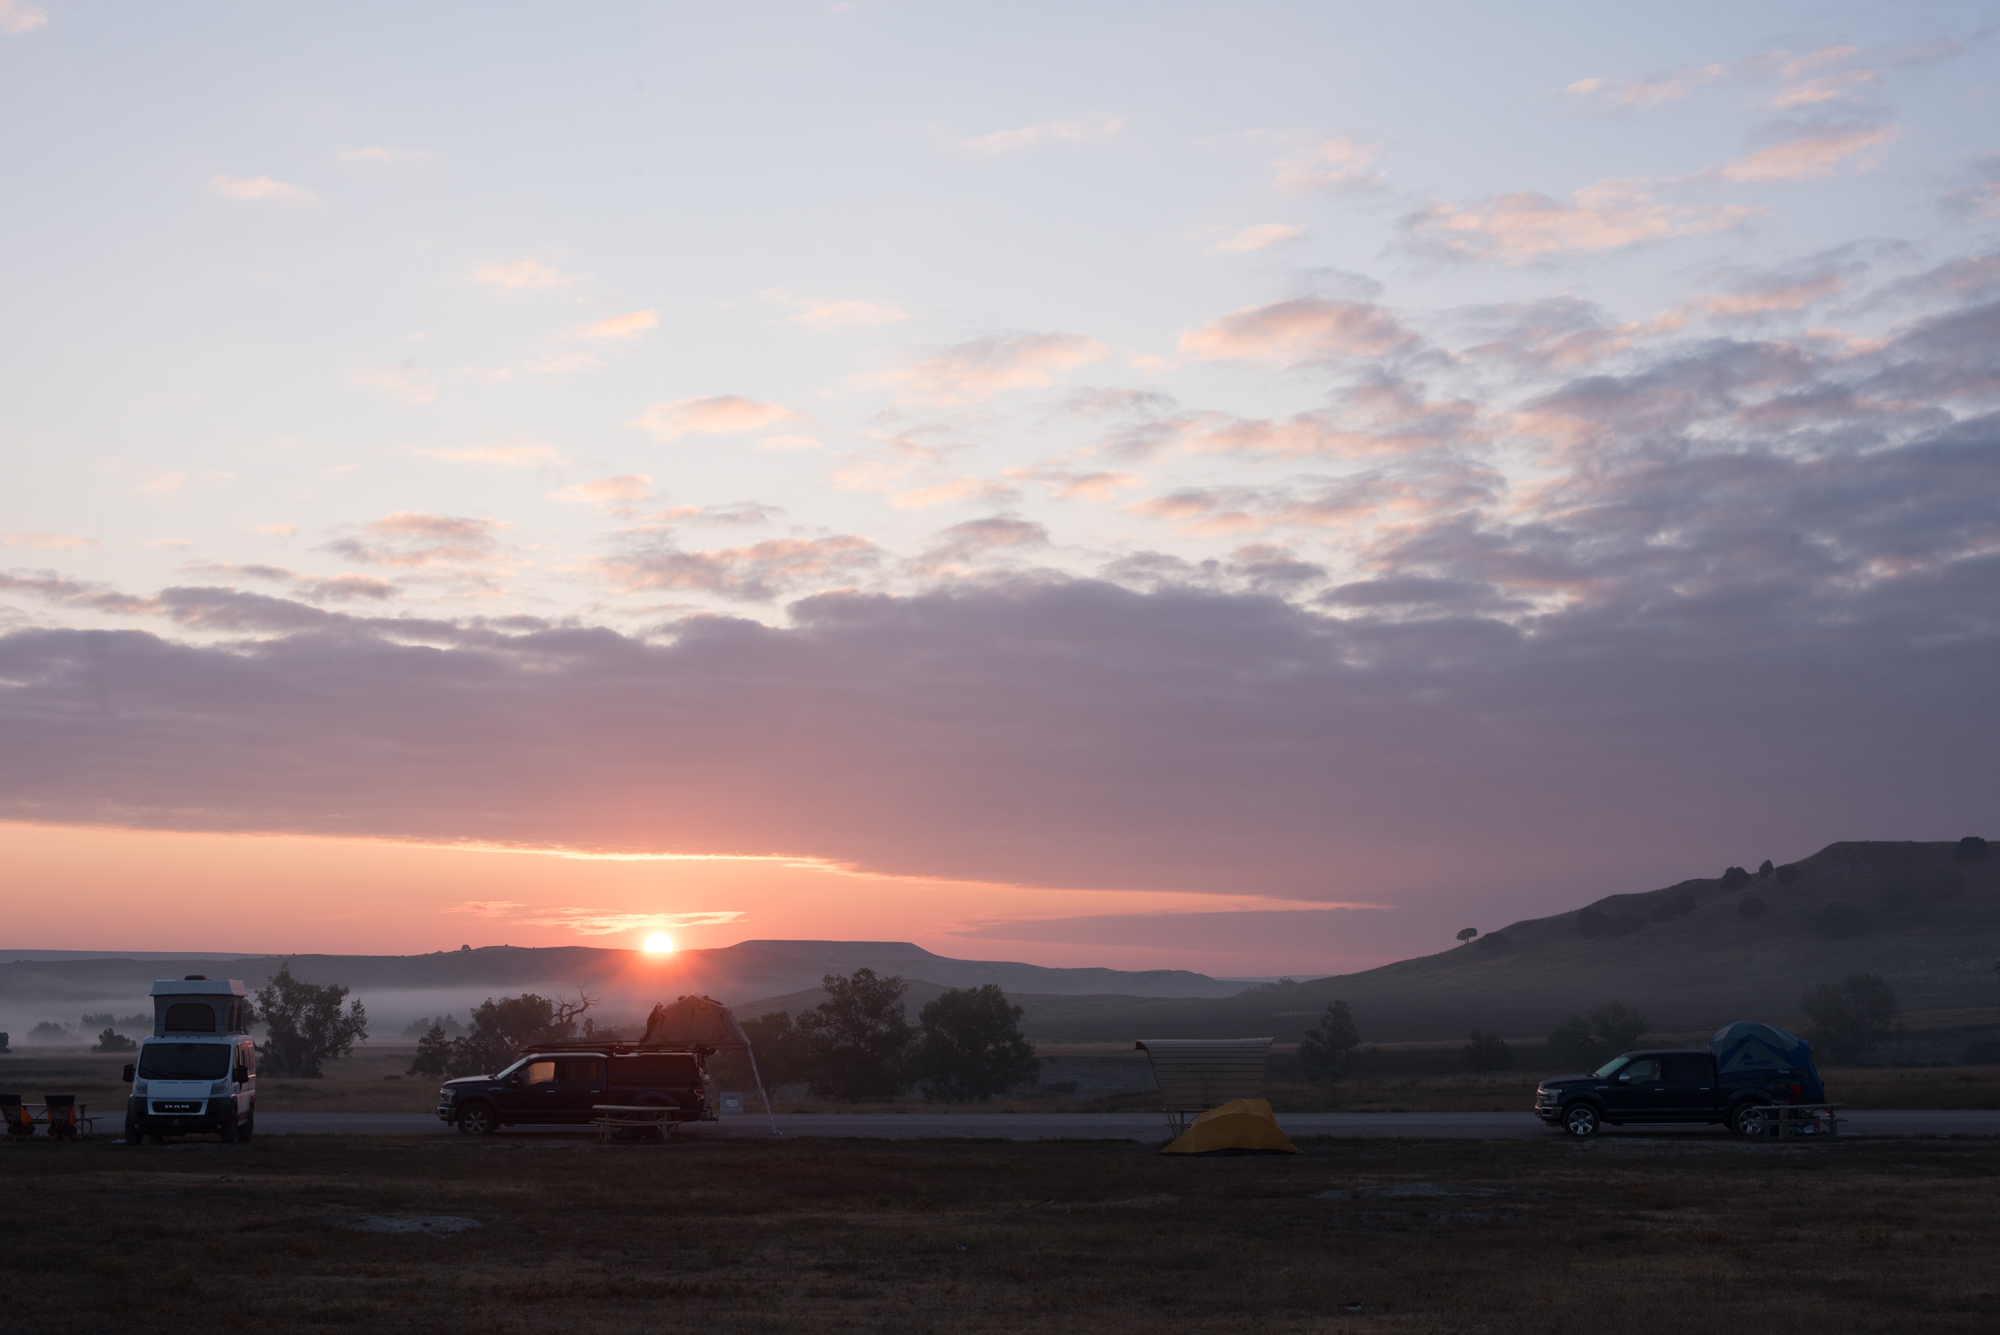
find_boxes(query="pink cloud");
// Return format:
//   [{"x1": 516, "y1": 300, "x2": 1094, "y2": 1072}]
[
  {"x1": 211, "y1": 175, "x2": 321, "y2": 207},
  {"x1": 764, "y1": 290, "x2": 910, "y2": 332},
  {"x1": 868, "y1": 333, "x2": 1104, "y2": 405},
  {"x1": 325, "y1": 512, "x2": 506, "y2": 568},
  {"x1": 0, "y1": 0, "x2": 47, "y2": 34},
  {"x1": 552, "y1": 474, "x2": 655, "y2": 511},
  {"x1": 1179, "y1": 297, "x2": 1416, "y2": 364},
  {"x1": 960, "y1": 114, "x2": 1123, "y2": 153},
  {"x1": 601, "y1": 535, "x2": 879, "y2": 601},
  {"x1": 568, "y1": 309, "x2": 658, "y2": 341},
  {"x1": 1271, "y1": 136, "x2": 1384, "y2": 195},
  {"x1": 1405, "y1": 178, "x2": 1761, "y2": 263},
  {"x1": 1711, "y1": 123, "x2": 1899, "y2": 183},
  {"x1": 0, "y1": 532, "x2": 97, "y2": 550},
  {"x1": 468, "y1": 259, "x2": 588, "y2": 290},
  {"x1": 632, "y1": 396, "x2": 804, "y2": 440},
  {"x1": 1210, "y1": 223, "x2": 1306, "y2": 254}
]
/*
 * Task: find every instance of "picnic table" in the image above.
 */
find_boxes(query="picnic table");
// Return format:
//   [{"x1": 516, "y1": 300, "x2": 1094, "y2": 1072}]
[
  {"x1": 591, "y1": 1104, "x2": 676, "y2": 1143},
  {"x1": 1763, "y1": 1103, "x2": 1843, "y2": 1139}
]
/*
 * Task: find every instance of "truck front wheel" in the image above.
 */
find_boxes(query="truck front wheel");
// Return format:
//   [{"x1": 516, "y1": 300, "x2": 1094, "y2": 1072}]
[
  {"x1": 1562, "y1": 1103, "x2": 1601, "y2": 1138},
  {"x1": 457, "y1": 1102, "x2": 497, "y2": 1136}
]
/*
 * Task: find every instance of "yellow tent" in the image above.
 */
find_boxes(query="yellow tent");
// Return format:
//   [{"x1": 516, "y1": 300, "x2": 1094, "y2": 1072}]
[{"x1": 1160, "y1": 1098, "x2": 1299, "y2": 1155}]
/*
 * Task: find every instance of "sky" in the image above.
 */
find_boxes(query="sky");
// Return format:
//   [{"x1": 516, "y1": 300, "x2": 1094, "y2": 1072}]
[{"x1": 1, "y1": 2, "x2": 1996, "y2": 976}]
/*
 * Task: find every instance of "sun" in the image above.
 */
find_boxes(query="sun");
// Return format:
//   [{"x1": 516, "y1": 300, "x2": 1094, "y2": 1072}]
[{"x1": 642, "y1": 932, "x2": 674, "y2": 954}]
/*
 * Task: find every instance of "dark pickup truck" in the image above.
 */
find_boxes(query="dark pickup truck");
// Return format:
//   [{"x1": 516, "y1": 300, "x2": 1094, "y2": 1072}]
[
  {"x1": 436, "y1": 1048, "x2": 710, "y2": 1135},
  {"x1": 1535, "y1": 1048, "x2": 1811, "y2": 1138}
]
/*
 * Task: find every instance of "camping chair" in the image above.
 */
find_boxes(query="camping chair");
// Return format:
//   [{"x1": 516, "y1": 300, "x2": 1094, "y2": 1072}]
[
  {"x1": 42, "y1": 1095, "x2": 80, "y2": 1142},
  {"x1": 0, "y1": 1095, "x2": 33, "y2": 1140}
]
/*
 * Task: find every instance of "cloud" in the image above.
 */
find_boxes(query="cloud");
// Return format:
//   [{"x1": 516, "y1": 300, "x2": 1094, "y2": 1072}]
[
  {"x1": 1566, "y1": 63, "x2": 1730, "y2": 108},
  {"x1": 211, "y1": 175, "x2": 321, "y2": 207},
  {"x1": 867, "y1": 333, "x2": 1104, "y2": 405},
  {"x1": 350, "y1": 362, "x2": 435, "y2": 404},
  {"x1": 568, "y1": 309, "x2": 658, "y2": 341},
  {"x1": 419, "y1": 443, "x2": 569, "y2": 467},
  {"x1": 1710, "y1": 123, "x2": 1899, "y2": 184},
  {"x1": 1566, "y1": 47, "x2": 1870, "y2": 112},
  {"x1": 181, "y1": 562, "x2": 397, "y2": 603},
  {"x1": 1403, "y1": 178, "x2": 1761, "y2": 263},
  {"x1": 325, "y1": 512, "x2": 506, "y2": 569},
  {"x1": 469, "y1": 260, "x2": 588, "y2": 290},
  {"x1": 632, "y1": 396, "x2": 804, "y2": 440},
  {"x1": 1686, "y1": 273, "x2": 1844, "y2": 320},
  {"x1": 1770, "y1": 69, "x2": 1881, "y2": 109},
  {"x1": 336, "y1": 146, "x2": 432, "y2": 164},
  {"x1": 764, "y1": 290, "x2": 911, "y2": 333},
  {"x1": 960, "y1": 114, "x2": 1123, "y2": 153},
  {"x1": 0, "y1": 0, "x2": 46, "y2": 34},
  {"x1": 0, "y1": 532, "x2": 96, "y2": 550},
  {"x1": 461, "y1": 352, "x2": 599, "y2": 382},
  {"x1": 759, "y1": 434, "x2": 823, "y2": 452},
  {"x1": 552, "y1": 474, "x2": 654, "y2": 512},
  {"x1": 253, "y1": 524, "x2": 300, "y2": 538},
  {"x1": 1179, "y1": 298, "x2": 1417, "y2": 364},
  {"x1": 600, "y1": 534, "x2": 879, "y2": 601},
  {"x1": 1943, "y1": 154, "x2": 2000, "y2": 220},
  {"x1": 445, "y1": 902, "x2": 746, "y2": 935},
  {"x1": 915, "y1": 517, "x2": 1050, "y2": 571},
  {"x1": 1271, "y1": 136, "x2": 1384, "y2": 196},
  {"x1": 1211, "y1": 223, "x2": 1306, "y2": 254}
]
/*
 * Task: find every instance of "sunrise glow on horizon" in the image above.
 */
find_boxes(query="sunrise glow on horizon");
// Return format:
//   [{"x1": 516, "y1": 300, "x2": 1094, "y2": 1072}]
[{"x1": 2, "y1": 3, "x2": 1995, "y2": 974}]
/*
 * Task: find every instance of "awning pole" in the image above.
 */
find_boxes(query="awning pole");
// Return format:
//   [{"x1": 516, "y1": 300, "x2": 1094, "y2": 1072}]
[{"x1": 745, "y1": 1044, "x2": 781, "y2": 1138}]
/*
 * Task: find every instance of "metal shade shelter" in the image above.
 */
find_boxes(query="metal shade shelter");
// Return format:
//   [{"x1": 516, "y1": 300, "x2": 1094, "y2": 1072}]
[
  {"x1": 1135, "y1": 1037, "x2": 1274, "y2": 1134},
  {"x1": 640, "y1": 995, "x2": 780, "y2": 1136}
]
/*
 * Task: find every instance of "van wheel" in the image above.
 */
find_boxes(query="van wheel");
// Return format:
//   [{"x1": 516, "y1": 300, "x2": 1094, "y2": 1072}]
[
  {"x1": 124, "y1": 1116, "x2": 141, "y2": 1145},
  {"x1": 1562, "y1": 1104, "x2": 1601, "y2": 1138},
  {"x1": 240, "y1": 1111, "x2": 254, "y2": 1142},
  {"x1": 219, "y1": 1105, "x2": 239, "y2": 1144},
  {"x1": 457, "y1": 1103, "x2": 497, "y2": 1136},
  {"x1": 1730, "y1": 1102, "x2": 1772, "y2": 1137}
]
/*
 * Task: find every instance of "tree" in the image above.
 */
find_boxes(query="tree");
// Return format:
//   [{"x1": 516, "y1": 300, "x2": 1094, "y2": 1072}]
[
  {"x1": 796, "y1": 968, "x2": 914, "y2": 1101},
  {"x1": 1462, "y1": 1028, "x2": 1514, "y2": 1073},
  {"x1": 1953, "y1": 836, "x2": 1989, "y2": 863},
  {"x1": 1298, "y1": 1001, "x2": 1361, "y2": 1082},
  {"x1": 1545, "y1": 1002, "x2": 1646, "y2": 1070},
  {"x1": 255, "y1": 963, "x2": 369, "y2": 1078},
  {"x1": 409, "y1": 990, "x2": 595, "y2": 1078},
  {"x1": 1799, "y1": 973, "x2": 1900, "y2": 1064},
  {"x1": 1758, "y1": 859, "x2": 1775, "y2": 877},
  {"x1": 910, "y1": 984, "x2": 1040, "y2": 1102},
  {"x1": 91, "y1": 1027, "x2": 137, "y2": 1054},
  {"x1": 1455, "y1": 928, "x2": 1478, "y2": 945},
  {"x1": 1719, "y1": 866, "x2": 1751, "y2": 891},
  {"x1": 739, "y1": 1010, "x2": 817, "y2": 1091}
]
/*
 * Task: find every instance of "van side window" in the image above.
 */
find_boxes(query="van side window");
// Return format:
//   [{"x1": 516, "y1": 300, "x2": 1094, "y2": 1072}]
[{"x1": 524, "y1": 1061, "x2": 556, "y2": 1087}]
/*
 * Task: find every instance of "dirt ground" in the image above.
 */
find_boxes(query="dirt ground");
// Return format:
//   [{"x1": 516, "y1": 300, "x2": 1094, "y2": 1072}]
[{"x1": 1, "y1": 1132, "x2": 1996, "y2": 1333}]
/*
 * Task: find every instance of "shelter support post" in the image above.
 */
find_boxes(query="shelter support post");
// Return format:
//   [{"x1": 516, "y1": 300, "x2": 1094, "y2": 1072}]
[{"x1": 746, "y1": 1046, "x2": 781, "y2": 1138}]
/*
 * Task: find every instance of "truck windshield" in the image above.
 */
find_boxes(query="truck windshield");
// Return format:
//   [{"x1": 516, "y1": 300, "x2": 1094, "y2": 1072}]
[
  {"x1": 138, "y1": 1043, "x2": 231, "y2": 1080},
  {"x1": 1591, "y1": 1056, "x2": 1631, "y2": 1078}
]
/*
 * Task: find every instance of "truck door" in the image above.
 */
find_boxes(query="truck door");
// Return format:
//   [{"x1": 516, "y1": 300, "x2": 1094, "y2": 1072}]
[
  {"x1": 499, "y1": 1059, "x2": 558, "y2": 1123},
  {"x1": 1658, "y1": 1054, "x2": 1713, "y2": 1118},
  {"x1": 548, "y1": 1058, "x2": 605, "y2": 1121},
  {"x1": 1601, "y1": 1056, "x2": 1665, "y2": 1120}
]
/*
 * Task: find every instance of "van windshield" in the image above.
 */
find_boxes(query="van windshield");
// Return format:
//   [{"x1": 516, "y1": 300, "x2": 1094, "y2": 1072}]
[
  {"x1": 138, "y1": 1043, "x2": 231, "y2": 1081},
  {"x1": 1592, "y1": 1056, "x2": 1632, "y2": 1079}
]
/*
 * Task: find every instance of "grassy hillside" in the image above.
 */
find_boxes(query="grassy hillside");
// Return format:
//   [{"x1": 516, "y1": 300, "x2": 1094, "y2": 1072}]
[{"x1": 996, "y1": 841, "x2": 2000, "y2": 1043}]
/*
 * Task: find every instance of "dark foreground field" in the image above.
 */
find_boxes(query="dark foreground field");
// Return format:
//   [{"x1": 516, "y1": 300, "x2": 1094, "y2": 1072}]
[{"x1": 4, "y1": 1134, "x2": 1997, "y2": 1334}]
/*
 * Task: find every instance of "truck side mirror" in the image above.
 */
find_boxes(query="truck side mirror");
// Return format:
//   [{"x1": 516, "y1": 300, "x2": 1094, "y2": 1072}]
[
  {"x1": 505, "y1": 1075, "x2": 522, "y2": 1089},
  {"x1": 1615, "y1": 1074, "x2": 1631, "y2": 1084},
  {"x1": 122, "y1": 1064, "x2": 135, "y2": 1083}
]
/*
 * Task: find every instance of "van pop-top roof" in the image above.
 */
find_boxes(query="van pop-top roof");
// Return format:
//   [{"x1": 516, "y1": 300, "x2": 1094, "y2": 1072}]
[{"x1": 149, "y1": 976, "x2": 249, "y2": 1037}]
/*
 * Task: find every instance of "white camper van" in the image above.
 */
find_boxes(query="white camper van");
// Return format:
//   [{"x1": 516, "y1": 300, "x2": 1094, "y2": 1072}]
[{"x1": 121, "y1": 977, "x2": 257, "y2": 1144}]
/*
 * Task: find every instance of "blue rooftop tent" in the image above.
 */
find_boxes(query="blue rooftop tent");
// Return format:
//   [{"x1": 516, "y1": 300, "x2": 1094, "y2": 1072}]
[{"x1": 1709, "y1": 1021, "x2": 1825, "y2": 1103}]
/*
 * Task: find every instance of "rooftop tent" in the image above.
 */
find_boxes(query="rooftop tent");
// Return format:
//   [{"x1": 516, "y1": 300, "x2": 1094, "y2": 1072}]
[
  {"x1": 149, "y1": 977, "x2": 248, "y2": 1038},
  {"x1": 640, "y1": 995, "x2": 754, "y2": 1051},
  {"x1": 1135, "y1": 1038, "x2": 1273, "y2": 1133},
  {"x1": 1160, "y1": 1098, "x2": 1299, "y2": 1156},
  {"x1": 1710, "y1": 1021, "x2": 1825, "y2": 1102},
  {"x1": 639, "y1": 995, "x2": 779, "y2": 1136}
]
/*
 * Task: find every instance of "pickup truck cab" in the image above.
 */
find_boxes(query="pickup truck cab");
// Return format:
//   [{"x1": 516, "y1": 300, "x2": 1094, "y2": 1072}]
[
  {"x1": 436, "y1": 1046, "x2": 710, "y2": 1135},
  {"x1": 122, "y1": 977, "x2": 257, "y2": 1144}
]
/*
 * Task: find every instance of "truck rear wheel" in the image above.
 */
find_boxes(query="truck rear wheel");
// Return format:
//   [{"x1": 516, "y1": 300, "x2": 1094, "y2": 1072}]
[
  {"x1": 1730, "y1": 1102, "x2": 1772, "y2": 1137},
  {"x1": 457, "y1": 1102, "x2": 497, "y2": 1136},
  {"x1": 1562, "y1": 1103, "x2": 1601, "y2": 1138}
]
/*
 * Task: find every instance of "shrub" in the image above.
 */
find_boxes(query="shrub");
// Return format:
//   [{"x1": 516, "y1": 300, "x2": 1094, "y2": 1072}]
[
  {"x1": 1455, "y1": 928, "x2": 1478, "y2": 945},
  {"x1": 1546, "y1": 1003, "x2": 1646, "y2": 1070},
  {"x1": 1758, "y1": 859, "x2": 1774, "y2": 877},
  {"x1": 1776, "y1": 863, "x2": 1801, "y2": 885},
  {"x1": 797, "y1": 968, "x2": 915, "y2": 1102},
  {"x1": 1462, "y1": 1029, "x2": 1514, "y2": 1073},
  {"x1": 1737, "y1": 895, "x2": 1768, "y2": 920},
  {"x1": 1298, "y1": 1001, "x2": 1361, "y2": 1082},
  {"x1": 257, "y1": 963, "x2": 370, "y2": 1078},
  {"x1": 1719, "y1": 866, "x2": 1752, "y2": 891},
  {"x1": 1812, "y1": 902, "x2": 1871, "y2": 940},
  {"x1": 1798, "y1": 973, "x2": 1900, "y2": 1064},
  {"x1": 90, "y1": 1027, "x2": 137, "y2": 1054},
  {"x1": 0, "y1": 1033, "x2": 7, "y2": 1053},
  {"x1": 1650, "y1": 890, "x2": 1697, "y2": 922},
  {"x1": 910, "y1": 985, "x2": 1040, "y2": 1102},
  {"x1": 1953, "y1": 836, "x2": 1989, "y2": 863}
]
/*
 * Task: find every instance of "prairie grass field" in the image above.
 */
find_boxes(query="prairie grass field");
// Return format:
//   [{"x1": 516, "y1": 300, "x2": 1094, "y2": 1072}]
[
  {"x1": 2, "y1": 1132, "x2": 1998, "y2": 1333},
  {"x1": 5, "y1": 1047, "x2": 1998, "y2": 1118}
]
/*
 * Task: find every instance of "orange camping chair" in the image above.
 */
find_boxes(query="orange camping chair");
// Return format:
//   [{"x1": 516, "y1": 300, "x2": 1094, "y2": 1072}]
[
  {"x1": 1, "y1": 1094, "x2": 35, "y2": 1139},
  {"x1": 42, "y1": 1095, "x2": 79, "y2": 1142}
]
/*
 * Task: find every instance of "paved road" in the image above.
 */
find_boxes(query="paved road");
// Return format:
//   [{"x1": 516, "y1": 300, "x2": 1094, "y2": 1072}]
[{"x1": 249, "y1": 1109, "x2": 2000, "y2": 1140}]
